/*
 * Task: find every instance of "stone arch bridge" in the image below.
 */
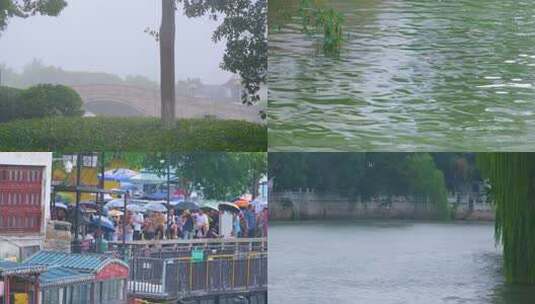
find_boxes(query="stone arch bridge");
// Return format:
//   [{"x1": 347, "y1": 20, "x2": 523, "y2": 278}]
[
  {"x1": 71, "y1": 84, "x2": 261, "y2": 122},
  {"x1": 71, "y1": 84, "x2": 159, "y2": 117}
]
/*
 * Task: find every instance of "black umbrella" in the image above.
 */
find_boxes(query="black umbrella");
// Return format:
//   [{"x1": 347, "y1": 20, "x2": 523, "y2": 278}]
[{"x1": 174, "y1": 201, "x2": 200, "y2": 211}]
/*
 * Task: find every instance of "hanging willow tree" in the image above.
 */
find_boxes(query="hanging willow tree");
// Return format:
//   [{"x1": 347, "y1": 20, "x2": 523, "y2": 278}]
[{"x1": 477, "y1": 153, "x2": 535, "y2": 284}]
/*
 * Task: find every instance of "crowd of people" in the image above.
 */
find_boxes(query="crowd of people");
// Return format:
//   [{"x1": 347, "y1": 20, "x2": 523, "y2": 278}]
[{"x1": 83, "y1": 203, "x2": 268, "y2": 243}]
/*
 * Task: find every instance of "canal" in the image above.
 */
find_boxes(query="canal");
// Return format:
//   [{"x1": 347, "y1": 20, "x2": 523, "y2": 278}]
[
  {"x1": 269, "y1": 221, "x2": 535, "y2": 304},
  {"x1": 269, "y1": 0, "x2": 535, "y2": 151}
]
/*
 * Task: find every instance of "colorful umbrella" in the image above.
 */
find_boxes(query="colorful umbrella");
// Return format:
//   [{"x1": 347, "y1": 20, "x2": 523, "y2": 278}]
[
  {"x1": 234, "y1": 198, "x2": 250, "y2": 208},
  {"x1": 89, "y1": 216, "x2": 115, "y2": 232},
  {"x1": 104, "y1": 199, "x2": 126, "y2": 210},
  {"x1": 145, "y1": 202, "x2": 168, "y2": 213}
]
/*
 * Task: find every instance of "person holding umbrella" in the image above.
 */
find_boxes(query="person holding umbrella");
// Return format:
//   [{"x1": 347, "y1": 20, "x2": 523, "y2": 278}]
[
  {"x1": 245, "y1": 204, "x2": 257, "y2": 238},
  {"x1": 132, "y1": 211, "x2": 144, "y2": 241},
  {"x1": 167, "y1": 209, "x2": 178, "y2": 239},
  {"x1": 181, "y1": 210, "x2": 194, "y2": 240}
]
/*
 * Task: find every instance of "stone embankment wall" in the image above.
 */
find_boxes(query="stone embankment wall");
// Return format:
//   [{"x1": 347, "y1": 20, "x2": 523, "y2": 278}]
[{"x1": 270, "y1": 191, "x2": 494, "y2": 221}]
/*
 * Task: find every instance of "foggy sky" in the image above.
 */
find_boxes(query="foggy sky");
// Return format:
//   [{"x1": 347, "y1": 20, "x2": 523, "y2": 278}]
[{"x1": 0, "y1": 0, "x2": 233, "y2": 84}]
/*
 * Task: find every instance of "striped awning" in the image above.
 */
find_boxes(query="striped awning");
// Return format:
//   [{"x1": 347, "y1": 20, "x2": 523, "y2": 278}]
[
  {"x1": 0, "y1": 261, "x2": 48, "y2": 276},
  {"x1": 39, "y1": 267, "x2": 94, "y2": 288}
]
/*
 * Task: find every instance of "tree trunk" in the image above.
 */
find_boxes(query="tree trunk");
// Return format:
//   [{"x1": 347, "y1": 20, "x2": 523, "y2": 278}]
[{"x1": 160, "y1": 0, "x2": 176, "y2": 128}]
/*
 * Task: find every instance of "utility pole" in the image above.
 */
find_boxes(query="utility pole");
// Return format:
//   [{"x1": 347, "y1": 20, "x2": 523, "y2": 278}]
[{"x1": 160, "y1": 0, "x2": 176, "y2": 128}]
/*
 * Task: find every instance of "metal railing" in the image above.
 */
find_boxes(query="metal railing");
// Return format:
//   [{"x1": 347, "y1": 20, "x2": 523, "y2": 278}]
[
  {"x1": 128, "y1": 252, "x2": 267, "y2": 300},
  {"x1": 109, "y1": 238, "x2": 267, "y2": 259}
]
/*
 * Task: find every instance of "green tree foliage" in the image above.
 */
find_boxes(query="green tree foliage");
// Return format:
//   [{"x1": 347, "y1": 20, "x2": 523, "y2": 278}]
[
  {"x1": 404, "y1": 154, "x2": 449, "y2": 219},
  {"x1": 269, "y1": 153, "x2": 450, "y2": 216},
  {"x1": 144, "y1": 152, "x2": 266, "y2": 200},
  {"x1": 0, "y1": 0, "x2": 67, "y2": 33},
  {"x1": 19, "y1": 84, "x2": 84, "y2": 117},
  {"x1": 0, "y1": 86, "x2": 22, "y2": 122},
  {"x1": 432, "y1": 153, "x2": 480, "y2": 193},
  {"x1": 477, "y1": 153, "x2": 535, "y2": 284},
  {"x1": 0, "y1": 84, "x2": 83, "y2": 122},
  {"x1": 181, "y1": 0, "x2": 267, "y2": 105}
]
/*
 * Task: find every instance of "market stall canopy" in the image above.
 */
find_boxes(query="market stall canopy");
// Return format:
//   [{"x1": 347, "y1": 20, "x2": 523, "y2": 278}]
[
  {"x1": 130, "y1": 172, "x2": 172, "y2": 184},
  {"x1": 100, "y1": 168, "x2": 138, "y2": 182}
]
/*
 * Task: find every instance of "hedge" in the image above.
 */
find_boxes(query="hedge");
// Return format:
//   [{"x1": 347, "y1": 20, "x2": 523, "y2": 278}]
[{"x1": 0, "y1": 116, "x2": 267, "y2": 151}]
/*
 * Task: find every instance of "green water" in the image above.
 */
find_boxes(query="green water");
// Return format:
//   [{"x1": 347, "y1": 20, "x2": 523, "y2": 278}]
[{"x1": 268, "y1": 0, "x2": 535, "y2": 151}]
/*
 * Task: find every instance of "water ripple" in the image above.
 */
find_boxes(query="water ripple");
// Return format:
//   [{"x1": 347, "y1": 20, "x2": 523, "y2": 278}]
[{"x1": 269, "y1": 0, "x2": 535, "y2": 151}]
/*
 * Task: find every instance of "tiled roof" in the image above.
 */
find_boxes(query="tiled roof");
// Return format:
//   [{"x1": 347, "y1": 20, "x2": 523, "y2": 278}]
[
  {"x1": 39, "y1": 267, "x2": 94, "y2": 288},
  {"x1": 0, "y1": 260, "x2": 48, "y2": 276},
  {"x1": 23, "y1": 251, "x2": 127, "y2": 274}
]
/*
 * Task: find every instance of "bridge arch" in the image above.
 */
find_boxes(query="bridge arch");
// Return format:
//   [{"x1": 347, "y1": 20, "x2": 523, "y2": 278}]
[
  {"x1": 84, "y1": 99, "x2": 145, "y2": 117},
  {"x1": 71, "y1": 84, "x2": 160, "y2": 117}
]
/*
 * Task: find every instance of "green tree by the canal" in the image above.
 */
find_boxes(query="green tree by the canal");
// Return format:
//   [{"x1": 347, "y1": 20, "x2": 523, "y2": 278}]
[
  {"x1": 145, "y1": 152, "x2": 267, "y2": 201},
  {"x1": 154, "y1": 0, "x2": 267, "y2": 126},
  {"x1": 478, "y1": 153, "x2": 535, "y2": 284},
  {"x1": 269, "y1": 153, "x2": 450, "y2": 218},
  {"x1": 0, "y1": 0, "x2": 66, "y2": 32}
]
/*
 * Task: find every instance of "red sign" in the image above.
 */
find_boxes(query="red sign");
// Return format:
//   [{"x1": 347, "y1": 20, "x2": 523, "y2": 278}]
[{"x1": 95, "y1": 263, "x2": 129, "y2": 281}]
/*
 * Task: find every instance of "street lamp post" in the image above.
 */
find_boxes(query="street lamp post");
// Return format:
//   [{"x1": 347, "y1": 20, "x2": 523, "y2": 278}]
[
  {"x1": 123, "y1": 192, "x2": 127, "y2": 248},
  {"x1": 167, "y1": 156, "x2": 171, "y2": 211},
  {"x1": 73, "y1": 153, "x2": 82, "y2": 253}
]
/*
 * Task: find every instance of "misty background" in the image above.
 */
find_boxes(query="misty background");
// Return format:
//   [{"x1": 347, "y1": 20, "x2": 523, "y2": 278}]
[
  {"x1": 0, "y1": 0, "x2": 232, "y2": 84},
  {"x1": 0, "y1": 0, "x2": 265, "y2": 122}
]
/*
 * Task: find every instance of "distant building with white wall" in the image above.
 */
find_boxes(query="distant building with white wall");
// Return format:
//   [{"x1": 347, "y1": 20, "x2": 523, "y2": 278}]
[{"x1": 0, "y1": 152, "x2": 52, "y2": 260}]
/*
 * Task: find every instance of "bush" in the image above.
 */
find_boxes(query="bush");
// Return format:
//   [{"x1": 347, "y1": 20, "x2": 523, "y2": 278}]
[
  {"x1": 18, "y1": 84, "x2": 84, "y2": 118},
  {"x1": 0, "y1": 116, "x2": 267, "y2": 151},
  {"x1": 0, "y1": 84, "x2": 83, "y2": 122}
]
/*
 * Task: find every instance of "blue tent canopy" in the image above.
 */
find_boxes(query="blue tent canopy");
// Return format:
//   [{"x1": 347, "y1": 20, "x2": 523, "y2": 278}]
[{"x1": 100, "y1": 168, "x2": 138, "y2": 182}]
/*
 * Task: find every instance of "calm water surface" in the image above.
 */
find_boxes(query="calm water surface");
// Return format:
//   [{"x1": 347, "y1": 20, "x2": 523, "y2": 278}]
[
  {"x1": 269, "y1": 0, "x2": 535, "y2": 151},
  {"x1": 269, "y1": 221, "x2": 535, "y2": 304}
]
